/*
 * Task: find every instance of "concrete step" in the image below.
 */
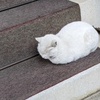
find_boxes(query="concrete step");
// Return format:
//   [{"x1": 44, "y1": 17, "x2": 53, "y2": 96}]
[
  {"x1": 83, "y1": 90, "x2": 100, "y2": 100},
  {"x1": 0, "y1": 0, "x2": 100, "y2": 100},
  {"x1": 0, "y1": 0, "x2": 37, "y2": 12},
  {"x1": 0, "y1": 0, "x2": 78, "y2": 31},
  {"x1": 0, "y1": 0, "x2": 80, "y2": 69},
  {"x1": 27, "y1": 63, "x2": 100, "y2": 100},
  {"x1": 0, "y1": 49, "x2": 100, "y2": 100}
]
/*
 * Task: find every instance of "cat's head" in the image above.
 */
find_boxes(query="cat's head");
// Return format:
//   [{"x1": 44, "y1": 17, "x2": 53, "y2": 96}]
[{"x1": 35, "y1": 34, "x2": 59, "y2": 60}]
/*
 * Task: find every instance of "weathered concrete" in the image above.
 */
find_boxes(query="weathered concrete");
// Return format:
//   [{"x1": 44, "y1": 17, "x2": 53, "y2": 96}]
[
  {"x1": 0, "y1": 2, "x2": 80, "y2": 69},
  {"x1": 0, "y1": 0, "x2": 36, "y2": 11},
  {"x1": 83, "y1": 90, "x2": 100, "y2": 100},
  {"x1": 0, "y1": 49, "x2": 100, "y2": 100},
  {"x1": 27, "y1": 63, "x2": 100, "y2": 100},
  {"x1": 0, "y1": 0, "x2": 76, "y2": 31},
  {"x1": 0, "y1": 1, "x2": 100, "y2": 100}
]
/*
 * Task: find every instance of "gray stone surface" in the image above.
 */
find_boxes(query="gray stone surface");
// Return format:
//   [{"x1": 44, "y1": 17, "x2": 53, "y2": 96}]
[
  {"x1": 0, "y1": 0, "x2": 76, "y2": 31},
  {"x1": 0, "y1": 4, "x2": 80, "y2": 69},
  {"x1": 0, "y1": 48, "x2": 100, "y2": 100},
  {"x1": 0, "y1": 1, "x2": 100, "y2": 100},
  {"x1": 83, "y1": 90, "x2": 100, "y2": 100},
  {"x1": 0, "y1": 0, "x2": 35, "y2": 11}
]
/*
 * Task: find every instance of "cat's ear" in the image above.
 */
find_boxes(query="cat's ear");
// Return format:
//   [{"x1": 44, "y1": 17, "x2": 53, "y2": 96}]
[
  {"x1": 35, "y1": 37, "x2": 42, "y2": 43},
  {"x1": 51, "y1": 40, "x2": 57, "y2": 47}
]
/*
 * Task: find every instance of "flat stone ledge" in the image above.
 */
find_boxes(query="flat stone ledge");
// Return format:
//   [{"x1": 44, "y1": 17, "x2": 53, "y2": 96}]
[
  {"x1": 0, "y1": 0, "x2": 77, "y2": 31},
  {"x1": 0, "y1": 0, "x2": 37, "y2": 11},
  {"x1": 0, "y1": 48, "x2": 100, "y2": 100},
  {"x1": 0, "y1": 3, "x2": 80, "y2": 69},
  {"x1": 83, "y1": 90, "x2": 100, "y2": 100}
]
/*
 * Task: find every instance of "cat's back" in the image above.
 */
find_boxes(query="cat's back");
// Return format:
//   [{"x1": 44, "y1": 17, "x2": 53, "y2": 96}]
[
  {"x1": 57, "y1": 21, "x2": 94, "y2": 37},
  {"x1": 56, "y1": 21, "x2": 99, "y2": 51}
]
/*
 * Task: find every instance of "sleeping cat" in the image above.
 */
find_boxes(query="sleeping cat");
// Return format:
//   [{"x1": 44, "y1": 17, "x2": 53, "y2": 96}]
[{"x1": 35, "y1": 21, "x2": 100, "y2": 64}]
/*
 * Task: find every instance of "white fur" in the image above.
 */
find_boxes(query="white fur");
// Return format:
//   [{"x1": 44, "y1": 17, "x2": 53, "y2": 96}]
[{"x1": 35, "y1": 21, "x2": 99, "y2": 64}]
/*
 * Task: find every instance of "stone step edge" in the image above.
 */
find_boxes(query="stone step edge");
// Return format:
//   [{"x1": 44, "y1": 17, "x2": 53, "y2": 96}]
[
  {"x1": 0, "y1": 0, "x2": 38, "y2": 12},
  {"x1": 27, "y1": 63, "x2": 100, "y2": 100},
  {"x1": 0, "y1": 4, "x2": 77, "y2": 32}
]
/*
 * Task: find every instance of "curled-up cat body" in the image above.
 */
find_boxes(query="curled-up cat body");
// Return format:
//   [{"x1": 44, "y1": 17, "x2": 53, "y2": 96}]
[{"x1": 35, "y1": 21, "x2": 100, "y2": 64}]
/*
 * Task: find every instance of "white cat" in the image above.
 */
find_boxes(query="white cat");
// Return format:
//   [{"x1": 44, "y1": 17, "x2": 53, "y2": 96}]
[{"x1": 35, "y1": 21, "x2": 100, "y2": 64}]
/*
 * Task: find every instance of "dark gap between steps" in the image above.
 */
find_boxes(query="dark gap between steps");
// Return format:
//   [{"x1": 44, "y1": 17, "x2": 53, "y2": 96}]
[
  {"x1": 0, "y1": 0, "x2": 38, "y2": 12},
  {"x1": 0, "y1": 54, "x2": 39, "y2": 71}
]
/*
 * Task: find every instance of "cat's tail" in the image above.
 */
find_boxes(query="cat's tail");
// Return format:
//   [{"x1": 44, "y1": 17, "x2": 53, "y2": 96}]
[{"x1": 98, "y1": 34, "x2": 100, "y2": 48}]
